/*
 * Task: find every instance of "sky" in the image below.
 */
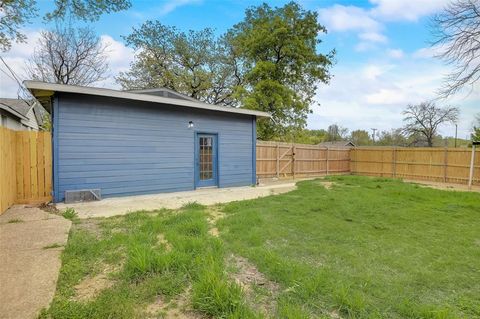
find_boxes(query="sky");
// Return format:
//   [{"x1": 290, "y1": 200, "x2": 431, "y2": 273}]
[{"x1": 0, "y1": 0, "x2": 478, "y2": 139}]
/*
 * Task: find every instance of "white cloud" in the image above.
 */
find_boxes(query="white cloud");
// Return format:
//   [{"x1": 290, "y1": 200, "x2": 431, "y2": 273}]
[
  {"x1": 158, "y1": 0, "x2": 202, "y2": 16},
  {"x1": 359, "y1": 32, "x2": 387, "y2": 43},
  {"x1": 0, "y1": 30, "x2": 41, "y2": 98},
  {"x1": 318, "y1": 5, "x2": 387, "y2": 50},
  {"x1": 365, "y1": 88, "x2": 407, "y2": 105},
  {"x1": 97, "y1": 35, "x2": 135, "y2": 89},
  {"x1": 370, "y1": 0, "x2": 449, "y2": 21},
  {"x1": 309, "y1": 60, "x2": 479, "y2": 138},
  {"x1": 387, "y1": 49, "x2": 404, "y2": 59},
  {"x1": 0, "y1": 31, "x2": 134, "y2": 98},
  {"x1": 318, "y1": 5, "x2": 380, "y2": 33},
  {"x1": 129, "y1": 0, "x2": 202, "y2": 21},
  {"x1": 318, "y1": 0, "x2": 449, "y2": 51}
]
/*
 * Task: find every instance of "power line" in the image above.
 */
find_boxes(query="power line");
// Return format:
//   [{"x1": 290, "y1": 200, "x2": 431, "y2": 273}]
[{"x1": 0, "y1": 56, "x2": 35, "y2": 106}]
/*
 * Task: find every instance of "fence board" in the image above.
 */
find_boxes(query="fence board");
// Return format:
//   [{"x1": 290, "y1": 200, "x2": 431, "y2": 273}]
[
  {"x1": 0, "y1": 127, "x2": 52, "y2": 214},
  {"x1": 351, "y1": 147, "x2": 480, "y2": 186},
  {"x1": 256, "y1": 141, "x2": 351, "y2": 178}
]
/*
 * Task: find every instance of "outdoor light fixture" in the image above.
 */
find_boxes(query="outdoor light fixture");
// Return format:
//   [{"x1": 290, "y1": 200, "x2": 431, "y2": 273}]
[{"x1": 188, "y1": 121, "x2": 194, "y2": 129}]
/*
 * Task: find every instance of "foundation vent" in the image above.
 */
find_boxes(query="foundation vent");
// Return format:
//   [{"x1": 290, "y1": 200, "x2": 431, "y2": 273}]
[{"x1": 65, "y1": 189, "x2": 101, "y2": 204}]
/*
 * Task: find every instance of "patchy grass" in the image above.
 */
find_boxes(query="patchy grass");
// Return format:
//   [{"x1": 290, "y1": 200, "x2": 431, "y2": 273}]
[
  {"x1": 40, "y1": 205, "x2": 259, "y2": 319},
  {"x1": 218, "y1": 176, "x2": 480, "y2": 318},
  {"x1": 42, "y1": 176, "x2": 480, "y2": 318}
]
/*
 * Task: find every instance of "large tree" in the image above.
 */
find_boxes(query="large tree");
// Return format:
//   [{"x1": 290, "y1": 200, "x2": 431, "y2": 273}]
[
  {"x1": 432, "y1": 0, "x2": 480, "y2": 97},
  {"x1": 325, "y1": 124, "x2": 348, "y2": 142},
  {"x1": 26, "y1": 26, "x2": 109, "y2": 85},
  {"x1": 117, "y1": 23, "x2": 240, "y2": 106},
  {"x1": 350, "y1": 129, "x2": 372, "y2": 146},
  {"x1": 376, "y1": 129, "x2": 408, "y2": 147},
  {"x1": 118, "y1": 2, "x2": 334, "y2": 140},
  {"x1": 228, "y1": 2, "x2": 334, "y2": 139},
  {"x1": 0, "y1": 0, "x2": 130, "y2": 52},
  {"x1": 402, "y1": 102, "x2": 459, "y2": 147}
]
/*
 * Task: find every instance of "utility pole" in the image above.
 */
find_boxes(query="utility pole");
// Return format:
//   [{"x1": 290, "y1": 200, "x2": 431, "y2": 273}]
[
  {"x1": 454, "y1": 124, "x2": 458, "y2": 148},
  {"x1": 371, "y1": 128, "x2": 377, "y2": 144}
]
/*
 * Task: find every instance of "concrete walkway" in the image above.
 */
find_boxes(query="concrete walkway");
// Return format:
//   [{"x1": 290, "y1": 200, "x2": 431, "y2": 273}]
[
  {"x1": 0, "y1": 206, "x2": 71, "y2": 319},
  {"x1": 56, "y1": 183, "x2": 297, "y2": 219}
]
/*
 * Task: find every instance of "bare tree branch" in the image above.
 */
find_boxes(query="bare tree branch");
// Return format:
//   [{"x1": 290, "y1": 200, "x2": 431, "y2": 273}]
[
  {"x1": 25, "y1": 26, "x2": 109, "y2": 85},
  {"x1": 431, "y1": 0, "x2": 480, "y2": 98}
]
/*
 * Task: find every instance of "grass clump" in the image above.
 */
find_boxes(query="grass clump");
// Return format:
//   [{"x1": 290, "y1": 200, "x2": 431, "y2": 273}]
[
  {"x1": 62, "y1": 208, "x2": 78, "y2": 220},
  {"x1": 7, "y1": 218, "x2": 23, "y2": 223},
  {"x1": 43, "y1": 243, "x2": 63, "y2": 249},
  {"x1": 192, "y1": 265, "x2": 257, "y2": 318}
]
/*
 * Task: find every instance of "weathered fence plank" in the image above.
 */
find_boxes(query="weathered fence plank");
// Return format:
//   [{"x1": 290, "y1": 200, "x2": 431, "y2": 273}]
[
  {"x1": 256, "y1": 141, "x2": 351, "y2": 178},
  {"x1": 0, "y1": 127, "x2": 52, "y2": 214},
  {"x1": 350, "y1": 147, "x2": 480, "y2": 185}
]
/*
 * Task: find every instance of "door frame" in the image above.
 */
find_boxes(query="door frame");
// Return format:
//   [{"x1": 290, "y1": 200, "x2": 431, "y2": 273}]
[{"x1": 194, "y1": 131, "x2": 219, "y2": 189}]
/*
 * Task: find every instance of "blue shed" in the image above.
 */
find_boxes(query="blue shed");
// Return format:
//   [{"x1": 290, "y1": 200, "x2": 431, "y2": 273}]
[{"x1": 25, "y1": 81, "x2": 269, "y2": 203}]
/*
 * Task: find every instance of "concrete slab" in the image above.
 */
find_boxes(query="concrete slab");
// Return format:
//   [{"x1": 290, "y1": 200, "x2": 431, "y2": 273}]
[
  {"x1": 56, "y1": 183, "x2": 297, "y2": 219},
  {"x1": 0, "y1": 206, "x2": 71, "y2": 319}
]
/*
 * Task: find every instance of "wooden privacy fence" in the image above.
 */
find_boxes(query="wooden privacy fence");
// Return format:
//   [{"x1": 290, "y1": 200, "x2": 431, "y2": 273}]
[
  {"x1": 256, "y1": 141, "x2": 351, "y2": 178},
  {"x1": 0, "y1": 127, "x2": 52, "y2": 214},
  {"x1": 350, "y1": 147, "x2": 480, "y2": 186}
]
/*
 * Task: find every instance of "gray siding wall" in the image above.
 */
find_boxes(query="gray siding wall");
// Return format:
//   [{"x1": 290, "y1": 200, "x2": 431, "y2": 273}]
[{"x1": 54, "y1": 93, "x2": 254, "y2": 202}]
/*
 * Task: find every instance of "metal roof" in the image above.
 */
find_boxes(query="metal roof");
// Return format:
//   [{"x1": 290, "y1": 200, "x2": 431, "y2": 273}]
[{"x1": 24, "y1": 81, "x2": 270, "y2": 118}]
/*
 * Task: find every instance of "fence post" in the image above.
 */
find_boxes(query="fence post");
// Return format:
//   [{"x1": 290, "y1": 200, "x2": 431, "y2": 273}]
[
  {"x1": 468, "y1": 145, "x2": 476, "y2": 189},
  {"x1": 443, "y1": 148, "x2": 448, "y2": 183},
  {"x1": 292, "y1": 144, "x2": 296, "y2": 179},
  {"x1": 326, "y1": 147, "x2": 329, "y2": 175},
  {"x1": 276, "y1": 143, "x2": 280, "y2": 179},
  {"x1": 392, "y1": 148, "x2": 397, "y2": 178}
]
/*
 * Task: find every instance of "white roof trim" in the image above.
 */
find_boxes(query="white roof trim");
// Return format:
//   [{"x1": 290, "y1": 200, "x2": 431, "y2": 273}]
[{"x1": 24, "y1": 81, "x2": 270, "y2": 118}]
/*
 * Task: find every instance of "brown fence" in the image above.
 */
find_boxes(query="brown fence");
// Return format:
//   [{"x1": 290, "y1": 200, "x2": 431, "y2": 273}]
[
  {"x1": 0, "y1": 127, "x2": 52, "y2": 214},
  {"x1": 256, "y1": 141, "x2": 351, "y2": 178},
  {"x1": 350, "y1": 147, "x2": 480, "y2": 186}
]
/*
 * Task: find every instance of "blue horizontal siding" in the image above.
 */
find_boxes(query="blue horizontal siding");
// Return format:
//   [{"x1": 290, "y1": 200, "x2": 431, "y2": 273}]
[{"x1": 54, "y1": 93, "x2": 254, "y2": 202}]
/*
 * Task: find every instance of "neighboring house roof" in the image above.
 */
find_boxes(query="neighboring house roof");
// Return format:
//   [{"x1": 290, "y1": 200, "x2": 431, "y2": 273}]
[
  {"x1": 0, "y1": 98, "x2": 47, "y2": 129},
  {"x1": 24, "y1": 81, "x2": 271, "y2": 118},
  {"x1": 0, "y1": 99, "x2": 29, "y2": 121},
  {"x1": 317, "y1": 141, "x2": 356, "y2": 147}
]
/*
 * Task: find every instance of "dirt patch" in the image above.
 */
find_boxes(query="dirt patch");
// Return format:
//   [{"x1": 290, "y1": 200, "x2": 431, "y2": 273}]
[
  {"x1": 74, "y1": 219, "x2": 102, "y2": 237},
  {"x1": 156, "y1": 233, "x2": 172, "y2": 252},
  {"x1": 315, "y1": 180, "x2": 335, "y2": 189},
  {"x1": 206, "y1": 206, "x2": 226, "y2": 237},
  {"x1": 405, "y1": 179, "x2": 480, "y2": 193},
  {"x1": 227, "y1": 254, "x2": 280, "y2": 315},
  {"x1": 39, "y1": 202, "x2": 60, "y2": 215},
  {"x1": 72, "y1": 263, "x2": 120, "y2": 302},
  {"x1": 209, "y1": 227, "x2": 220, "y2": 237},
  {"x1": 73, "y1": 273, "x2": 114, "y2": 302},
  {"x1": 145, "y1": 287, "x2": 202, "y2": 319}
]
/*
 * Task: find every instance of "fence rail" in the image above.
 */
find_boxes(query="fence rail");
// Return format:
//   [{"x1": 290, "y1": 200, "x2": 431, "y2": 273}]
[
  {"x1": 0, "y1": 127, "x2": 52, "y2": 214},
  {"x1": 350, "y1": 147, "x2": 480, "y2": 185},
  {"x1": 256, "y1": 141, "x2": 351, "y2": 178}
]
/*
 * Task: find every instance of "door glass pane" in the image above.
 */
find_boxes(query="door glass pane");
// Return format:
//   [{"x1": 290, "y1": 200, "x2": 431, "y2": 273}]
[{"x1": 199, "y1": 137, "x2": 213, "y2": 180}]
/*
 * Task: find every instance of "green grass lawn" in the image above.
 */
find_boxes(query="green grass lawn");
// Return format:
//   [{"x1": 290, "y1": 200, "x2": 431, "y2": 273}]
[{"x1": 41, "y1": 176, "x2": 480, "y2": 319}]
